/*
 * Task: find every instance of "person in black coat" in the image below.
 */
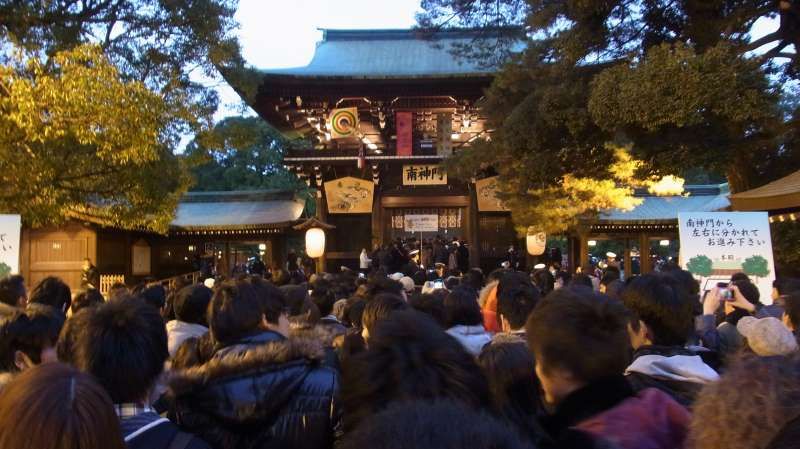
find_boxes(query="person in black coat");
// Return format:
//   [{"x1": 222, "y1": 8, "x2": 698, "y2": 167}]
[{"x1": 169, "y1": 281, "x2": 341, "y2": 449}]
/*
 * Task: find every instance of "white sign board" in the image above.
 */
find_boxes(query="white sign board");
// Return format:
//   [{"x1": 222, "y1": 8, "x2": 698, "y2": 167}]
[
  {"x1": 0, "y1": 215, "x2": 21, "y2": 277},
  {"x1": 678, "y1": 212, "x2": 776, "y2": 304},
  {"x1": 404, "y1": 215, "x2": 439, "y2": 233}
]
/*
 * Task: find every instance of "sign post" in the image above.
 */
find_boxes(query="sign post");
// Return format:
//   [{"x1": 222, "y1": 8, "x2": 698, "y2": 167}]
[
  {"x1": 678, "y1": 212, "x2": 776, "y2": 303},
  {"x1": 0, "y1": 215, "x2": 21, "y2": 277}
]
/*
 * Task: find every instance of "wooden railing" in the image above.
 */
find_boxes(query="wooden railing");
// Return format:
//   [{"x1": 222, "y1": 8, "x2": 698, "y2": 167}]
[
  {"x1": 147, "y1": 271, "x2": 203, "y2": 290},
  {"x1": 99, "y1": 274, "x2": 125, "y2": 297}
]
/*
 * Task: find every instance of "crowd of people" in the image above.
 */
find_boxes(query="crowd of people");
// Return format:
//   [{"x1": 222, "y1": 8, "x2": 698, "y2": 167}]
[{"x1": 1, "y1": 256, "x2": 800, "y2": 449}]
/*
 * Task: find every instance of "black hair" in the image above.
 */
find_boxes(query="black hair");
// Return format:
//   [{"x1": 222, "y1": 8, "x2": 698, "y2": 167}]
[
  {"x1": 731, "y1": 272, "x2": 750, "y2": 283},
  {"x1": 72, "y1": 296, "x2": 168, "y2": 403},
  {"x1": 532, "y1": 269, "x2": 554, "y2": 296},
  {"x1": 726, "y1": 280, "x2": 761, "y2": 325},
  {"x1": 0, "y1": 275, "x2": 25, "y2": 307},
  {"x1": 310, "y1": 280, "x2": 337, "y2": 317},
  {"x1": 463, "y1": 268, "x2": 485, "y2": 291},
  {"x1": 526, "y1": 288, "x2": 630, "y2": 383},
  {"x1": 443, "y1": 286, "x2": 482, "y2": 328},
  {"x1": 477, "y1": 342, "x2": 542, "y2": 440},
  {"x1": 139, "y1": 284, "x2": 166, "y2": 310},
  {"x1": 0, "y1": 304, "x2": 65, "y2": 372},
  {"x1": 621, "y1": 273, "x2": 694, "y2": 346},
  {"x1": 362, "y1": 293, "x2": 408, "y2": 334},
  {"x1": 173, "y1": 284, "x2": 213, "y2": 325},
  {"x1": 410, "y1": 292, "x2": 447, "y2": 328},
  {"x1": 783, "y1": 293, "x2": 800, "y2": 330},
  {"x1": 364, "y1": 276, "x2": 403, "y2": 300},
  {"x1": 497, "y1": 284, "x2": 540, "y2": 331},
  {"x1": 248, "y1": 277, "x2": 286, "y2": 324},
  {"x1": 344, "y1": 298, "x2": 367, "y2": 329},
  {"x1": 342, "y1": 310, "x2": 491, "y2": 433},
  {"x1": 775, "y1": 278, "x2": 800, "y2": 296},
  {"x1": 663, "y1": 268, "x2": 701, "y2": 296},
  {"x1": 569, "y1": 274, "x2": 594, "y2": 290},
  {"x1": 29, "y1": 277, "x2": 71, "y2": 313},
  {"x1": 280, "y1": 285, "x2": 309, "y2": 316},
  {"x1": 71, "y1": 288, "x2": 104, "y2": 315},
  {"x1": 604, "y1": 279, "x2": 625, "y2": 300},
  {"x1": 340, "y1": 400, "x2": 532, "y2": 449},
  {"x1": 208, "y1": 281, "x2": 263, "y2": 345},
  {"x1": 56, "y1": 308, "x2": 95, "y2": 365}
]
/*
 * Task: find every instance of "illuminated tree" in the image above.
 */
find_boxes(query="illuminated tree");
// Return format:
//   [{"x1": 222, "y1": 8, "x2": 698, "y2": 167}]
[{"x1": 0, "y1": 45, "x2": 194, "y2": 232}]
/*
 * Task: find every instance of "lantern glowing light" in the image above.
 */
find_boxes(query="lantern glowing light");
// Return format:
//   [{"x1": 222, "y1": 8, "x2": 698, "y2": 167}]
[
  {"x1": 526, "y1": 228, "x2": 547, "y2": 256},
  {"x1": 305, "y1": 227, "x2": 326, "y2": 258}
]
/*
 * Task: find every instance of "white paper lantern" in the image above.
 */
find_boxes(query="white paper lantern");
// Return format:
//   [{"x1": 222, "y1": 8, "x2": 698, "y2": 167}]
[
  {"x1": 526, "y1": 229, "x2": 547, "y2": 256},
  {"x1": 305, "y1": 227, "x2": 326, "y2": 258}
]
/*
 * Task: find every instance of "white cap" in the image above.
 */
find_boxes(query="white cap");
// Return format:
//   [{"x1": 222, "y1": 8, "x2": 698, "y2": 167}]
[
  {"x1": 389, "y1": 272, "x2": 404, "y2": 281},
  {"x1": 203, "y1": 278, "x2": 215, "y2": 289},
  {"x1": 606, "y1": 252, "x2": 617, "y2": 258},
  {"x1": 534, "y1": 263, "x2": 546, "y2": 270},
  {"x1": 399, "y1": 276, "x2": 415, "y2": 293},
  {"x1": 737, "y1": 316, "x2": 799, "y2": 356}
]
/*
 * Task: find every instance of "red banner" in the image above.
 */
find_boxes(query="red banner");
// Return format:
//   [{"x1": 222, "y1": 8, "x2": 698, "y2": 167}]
[{"x1": 396, "y1": 112, "x2": 412, "y2": 156}]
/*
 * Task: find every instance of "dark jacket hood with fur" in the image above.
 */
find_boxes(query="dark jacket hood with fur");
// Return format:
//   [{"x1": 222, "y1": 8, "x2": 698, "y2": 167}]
[{"x1": 168, "y1": 330, "x2": 340, "y2": 449}]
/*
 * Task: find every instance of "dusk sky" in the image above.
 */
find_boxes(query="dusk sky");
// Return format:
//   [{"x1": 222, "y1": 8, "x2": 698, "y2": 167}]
[{"x1": 211, "y1": 0, "x2": 785, "y2": 120}]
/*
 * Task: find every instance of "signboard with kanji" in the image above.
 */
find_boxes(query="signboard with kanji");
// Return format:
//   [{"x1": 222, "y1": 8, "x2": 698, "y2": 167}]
[
  {"x1": 404, "y1": 215, "x2": 439, "y2": 233},
  {"x1": 0, "y1": 215, "x2": 21, "y2": 277},
  {"x1": 403, "y1": 164, "x2": 447, "y2": 186},
  {"x1": 678, "y1": 212, "x2": 776, "y2": 303}
]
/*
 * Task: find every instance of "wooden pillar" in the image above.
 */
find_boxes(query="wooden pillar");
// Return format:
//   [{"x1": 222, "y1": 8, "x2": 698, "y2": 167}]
[
  {"x1": 467, "y1": 183, "x2": 480, "y2": 269},
  {"x1": 372, "y1": 183, "x2": 383, "y2": 249},
  {"x1": 315, "y1": 189, "x2": 327, "y2": 273},
  {"x1": 577, "y1": 226, "x2": 590, "y2": 271},
  {"x1": 639, "y1": 232, "x2": 651, "y2": 274},
  {"x1": 623, "y1": 238, "x2": 632, "y2": 280}
]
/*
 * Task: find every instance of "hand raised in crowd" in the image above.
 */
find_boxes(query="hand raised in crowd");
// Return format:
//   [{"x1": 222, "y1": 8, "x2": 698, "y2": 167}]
[
  {"x1": 729, "y1": 284, "x2": 756, "y2": 313},
  {"x1": 703, "y1": 287, "x2": 722, "y2": 316}
]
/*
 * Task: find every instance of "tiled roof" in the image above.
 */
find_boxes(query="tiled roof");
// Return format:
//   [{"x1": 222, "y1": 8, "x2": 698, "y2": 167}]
[
  {"x1": 599, "y1": 185, "x2": 731, "y2": 222},
  {"x1": 170, "y1": 190, "x2": 305, "y2": 230},
  {"x1": 261, "y1": 28, "x2": 521, "y2": 79},
  {"x1": 729, "y1": 170, "x2": 800, "y2": 211}
]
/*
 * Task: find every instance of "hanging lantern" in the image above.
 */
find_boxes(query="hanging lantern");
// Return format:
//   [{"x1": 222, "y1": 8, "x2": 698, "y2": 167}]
[
  {"x1": 293, "y1": 217, "x2": 337, "y2": 259},
  {"x1": 526, "y1": 227, "x2": 547, "y2": 256},
  {"x1": 305, "y1": 227, "x2": 326, "y2": 258}
]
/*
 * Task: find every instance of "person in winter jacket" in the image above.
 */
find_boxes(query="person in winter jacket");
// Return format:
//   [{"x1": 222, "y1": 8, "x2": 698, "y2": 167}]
[
  {"x1": 696, "y1": 280, "x2": 764, "y2": 360},
  {"x1": 169, "y1": 281, "x2": 341, "y2": 449},
  {"x1": 341, "y1": 310, "x2": 491, "y2": 433},
  {"x1": 166, "y1": 285, "x2": 213, "y2": 358},
  {"x1": 622, "y1": 274, "x2": 719, "y2": 406},
  {"x1": 70, "y1": 296, "x2": 209, "y2": 449},
  {"x1": 527, "y1": 287, "x2": 691, "y2": 449},
  {"x1": 444, "y1": 286, "x2": 492, "y2": 356}
]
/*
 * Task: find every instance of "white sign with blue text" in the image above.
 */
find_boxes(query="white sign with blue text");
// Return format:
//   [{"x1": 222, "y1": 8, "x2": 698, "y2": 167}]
[{"x1": 678, "y1": 212, "x2": 775, "y2": 304}]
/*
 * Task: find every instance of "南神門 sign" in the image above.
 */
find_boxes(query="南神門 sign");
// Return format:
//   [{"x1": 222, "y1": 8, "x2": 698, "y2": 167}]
[
  {"x1": 678, "y1": 212, "x2": 776, "y2": 304},
  {"x1": 403, "y1": 164, "x2": 447, "y2": 186},
  {"x1": 404, "y1": 215, "x2": 439, "y2": 233},
  {"x1": 0, "y1": 215, "x2": 21, "y2": 277}
]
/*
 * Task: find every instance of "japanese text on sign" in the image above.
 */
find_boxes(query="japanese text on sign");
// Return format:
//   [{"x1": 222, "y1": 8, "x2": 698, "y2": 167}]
[{"x1": 403, "y1": 164, "x2": 447, "y2": 186}]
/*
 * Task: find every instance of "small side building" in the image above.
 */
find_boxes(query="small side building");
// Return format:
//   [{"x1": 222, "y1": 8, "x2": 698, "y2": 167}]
[{"x1": 19, "y1": 190, "x2": 304, "y2": 292}]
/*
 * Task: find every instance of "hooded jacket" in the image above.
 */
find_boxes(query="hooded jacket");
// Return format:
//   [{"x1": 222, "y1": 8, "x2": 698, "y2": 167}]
[
  {"x1": 446, "y1": 324, "x2": 492, "y2": 356},
  {"x1": 625, "y1": 346, "x2": 719, "y2": 407},
  {"x1": 169, "y1": 330, "x2": 341, "y2": 449},
  {"x1": 166, "y1": 320, "x2": 209, "y2": 358},
  {"x1": 541, "y1": 376, "x2": 690, "y2": 449}
]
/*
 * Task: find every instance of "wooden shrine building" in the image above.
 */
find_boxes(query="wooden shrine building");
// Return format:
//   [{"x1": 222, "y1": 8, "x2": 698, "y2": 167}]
[{"x1": 229, "y1": 28, "x2": 521, "y2": 271}]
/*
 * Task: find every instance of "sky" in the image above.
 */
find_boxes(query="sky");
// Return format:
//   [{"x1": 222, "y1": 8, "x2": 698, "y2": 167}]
[
  {"x1": 213, "y1": 0, "x2": 423, "y2": 119},
  {"x1": 211, "y1": 0, "x2": 788, "y2": 121}
]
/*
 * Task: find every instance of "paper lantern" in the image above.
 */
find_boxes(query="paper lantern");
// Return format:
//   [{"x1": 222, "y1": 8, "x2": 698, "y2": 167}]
[
  {"x1": 526, "y1": 229, "x2": 547, "y2": 256},
  {"x1": 305, "y1": 227, "x2": 326, "y2": 258}
]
